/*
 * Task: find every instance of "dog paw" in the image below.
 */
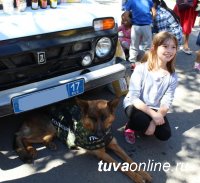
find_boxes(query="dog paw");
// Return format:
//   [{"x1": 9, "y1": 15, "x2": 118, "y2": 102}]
[
  {"x1": 138, "y1": 171, "x2": 152, "y2": 183},
  {"x1": 134, "y1": 177, "x2": 146, "y2": 183},
  {"x1": 18, "y1": 153, "x2": 34, "y2": 164},
  {"x1": 25, "y1": 158, "x2": 34, "y2": 164},
  {"x1": 28, "y1": 148, "x2": 37, "y2": 158},
  {"x1": 128, "y1": 172, "x2": 144, "y2": 183},
  {"x1": 69, "y1": 145, "x2": 79, "y2": 150}
]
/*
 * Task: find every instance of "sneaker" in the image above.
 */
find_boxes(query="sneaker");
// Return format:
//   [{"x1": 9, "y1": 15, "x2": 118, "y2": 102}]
[
  {"x1": 194, "y1": 62, "x2": 200, "y2": 72},
  {"x1": 124, "y1": 128, "x2": 135, "y2": 144},
  {"x1": 182, "y1": 48, "x2": 192, "y2": 55}
]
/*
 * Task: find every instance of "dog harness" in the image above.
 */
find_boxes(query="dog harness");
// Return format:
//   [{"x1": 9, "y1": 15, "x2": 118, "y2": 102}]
[
  {"x1": 75, "y1": 122, "x2": 113, "y2": 150},
  {"x1": 50, "y1": 102, "x2": 113, "y2": 150}
]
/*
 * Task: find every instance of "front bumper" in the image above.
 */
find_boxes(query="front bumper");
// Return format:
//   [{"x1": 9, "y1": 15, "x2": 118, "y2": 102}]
[{"x1": 0, "y1": 58, "x2": 129, "y2": 117}]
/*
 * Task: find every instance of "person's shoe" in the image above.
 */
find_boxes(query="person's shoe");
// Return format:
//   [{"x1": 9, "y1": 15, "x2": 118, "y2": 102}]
[
  {"x1": 124, "y1": 128, "x2": 135, "y2": 144},
  {"x1": 195, "y1": 5, "x2": 200, "y2": 12},
  {"x1": 194, "y1": 62, "x2": 200, "y2": 72},
  {"x1": 182, "y1": 48, "x2": 192, "y2": 55}
]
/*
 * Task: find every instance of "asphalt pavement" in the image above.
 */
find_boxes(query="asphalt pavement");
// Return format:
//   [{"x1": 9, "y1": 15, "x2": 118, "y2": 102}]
[{"x1": 0, "y1": 1, "x2": 200, "y2": 183}]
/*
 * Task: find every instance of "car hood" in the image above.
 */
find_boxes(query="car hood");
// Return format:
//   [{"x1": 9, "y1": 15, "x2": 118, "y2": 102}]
[{"x1": 0, "y1": 1, "x2": 118, "y2": 41}]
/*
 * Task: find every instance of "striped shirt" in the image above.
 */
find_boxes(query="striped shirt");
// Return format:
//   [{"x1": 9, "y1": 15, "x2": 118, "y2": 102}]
[{"x1": 154, "y1": 6, "x2": 183, "y2": 45}]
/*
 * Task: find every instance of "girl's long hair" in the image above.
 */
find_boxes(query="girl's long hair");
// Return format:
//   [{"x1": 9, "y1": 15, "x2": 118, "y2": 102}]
[{"x1": 141, "y1": 31, "x2": 178, "y2": 74}]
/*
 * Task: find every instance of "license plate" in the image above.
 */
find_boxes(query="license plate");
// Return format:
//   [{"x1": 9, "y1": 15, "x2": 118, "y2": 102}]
[{"x1": 12, "y1": 79, "x2": 84, "y2": 114}]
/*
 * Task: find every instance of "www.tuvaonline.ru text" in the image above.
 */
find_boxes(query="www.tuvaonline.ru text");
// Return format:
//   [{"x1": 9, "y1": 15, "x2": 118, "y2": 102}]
[{"x1": 98, "y1": 159, "x2": 187, "y2": 172}]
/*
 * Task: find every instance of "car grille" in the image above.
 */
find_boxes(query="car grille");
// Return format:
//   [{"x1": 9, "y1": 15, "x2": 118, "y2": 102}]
[{"x1": 0, "y1": 28, "x2": 118, "y2": 90}]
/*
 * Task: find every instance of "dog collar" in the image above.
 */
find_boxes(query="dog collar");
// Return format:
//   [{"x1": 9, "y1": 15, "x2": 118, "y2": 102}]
[{"x1": 75, "y1": 121, "x2": 113, "y2": 150}]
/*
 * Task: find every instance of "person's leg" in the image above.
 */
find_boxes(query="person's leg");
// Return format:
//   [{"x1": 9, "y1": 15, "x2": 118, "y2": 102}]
[
  {"x1": 154, "y1": 116, "x2": 171, "y2": 141},
  {"x1": 125, "y1": 105, "x2": 151, "y2": 132},
  {"x1": 125, "y1": 106, "x2": 171, "y2": 141},
  {"x1": 129, "y1": 25, "x2": 141, "y2": 63},
  {"x1": 141, "y1": 25, "x2": 152, "y2": 51},
  {"x1": 181, "y1": 8, "x2": 198, "y2": 53},
  {"x1": 121, "y1": 40, "x2": 130, "y2": 50},
  {"x1": 124, "y1": 105, "x2": 151, "y2": 144},
  {"x1": 182, "y1": 33, "x2": 192, "y2": 54},
  {"x1": 183, "y1": 33, "x2": 190, "y2": 50},
  {"x1": 137, "y1": 49, "x2": 145, "y2": 62}
]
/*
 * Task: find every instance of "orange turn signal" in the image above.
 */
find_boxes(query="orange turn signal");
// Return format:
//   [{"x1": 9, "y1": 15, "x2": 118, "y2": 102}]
[{"x1": 93, "y1": 18, "x2": 115, "y2": 31}]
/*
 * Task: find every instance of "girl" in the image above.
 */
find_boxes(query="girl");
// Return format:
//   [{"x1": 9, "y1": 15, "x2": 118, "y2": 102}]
[
  {"x1": 123, "y1": 31, "x2": 178, "y2": 144},
  {"x1": 118, "y1": 12, "x2": 132, "y2": 55}
]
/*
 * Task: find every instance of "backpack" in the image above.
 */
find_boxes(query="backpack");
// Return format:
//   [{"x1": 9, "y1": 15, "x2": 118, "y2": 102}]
[{"x1": 176, "y1": 0, "x2": 194, "y2": 10}]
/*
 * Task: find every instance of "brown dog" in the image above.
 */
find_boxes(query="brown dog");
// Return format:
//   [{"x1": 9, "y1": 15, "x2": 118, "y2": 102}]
[
  {"x1": 14, "y1": 98, "x2": 152, "y2": 182},
  {"x1": 75, "y1": 98, "x2": 152, "y2": 183},
  {"x1": 14, "y1": 111, "x2": 57, "y2": 163}
]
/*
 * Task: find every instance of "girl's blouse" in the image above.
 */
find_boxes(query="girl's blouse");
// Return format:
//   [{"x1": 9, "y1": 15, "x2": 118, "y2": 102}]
[{"x1": 123, "y1": 62, "x2": 178, "y2": 110}]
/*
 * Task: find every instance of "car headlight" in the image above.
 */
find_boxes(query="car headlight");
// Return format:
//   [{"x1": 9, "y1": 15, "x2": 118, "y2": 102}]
[{"x1": 95, "y1": 37, "x2": 112, "y2": 58}]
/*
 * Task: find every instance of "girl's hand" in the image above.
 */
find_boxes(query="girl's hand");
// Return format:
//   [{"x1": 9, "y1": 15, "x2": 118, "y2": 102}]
[
  {"x1": 145, "y1": 121, "x2": 156, "y2": 135},
  {"x1": 152, "y1": 112, "x2": 165, "y2": 126}
]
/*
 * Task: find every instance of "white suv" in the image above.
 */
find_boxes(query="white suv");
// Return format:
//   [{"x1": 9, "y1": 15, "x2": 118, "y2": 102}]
[{"x1": 0, "y1": 0, "x2": 128, "y2": 117}]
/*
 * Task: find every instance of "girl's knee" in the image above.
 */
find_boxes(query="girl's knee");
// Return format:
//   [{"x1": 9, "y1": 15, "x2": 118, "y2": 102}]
[{"x1": 155, "y1": 130, "x2": 171, "y2": 141}]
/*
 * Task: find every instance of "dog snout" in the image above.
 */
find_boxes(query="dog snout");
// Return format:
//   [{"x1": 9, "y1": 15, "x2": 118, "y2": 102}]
[{"x1": 96, "y1": 121, "x2": 105, "y2": 137}]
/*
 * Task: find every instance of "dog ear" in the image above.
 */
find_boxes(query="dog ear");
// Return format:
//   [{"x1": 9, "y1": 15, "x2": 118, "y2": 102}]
[
  {"x1": 75, "y1": 98, "x2": 89, "y2": 114},
  {"x1": 107, "y1": 98, "x2": 119, "y2": 113}
]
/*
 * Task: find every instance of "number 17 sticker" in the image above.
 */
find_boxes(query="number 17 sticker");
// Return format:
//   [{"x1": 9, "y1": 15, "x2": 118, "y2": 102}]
[{"x1": 67, "y1": 79, "x2": 85, "y2": 97}]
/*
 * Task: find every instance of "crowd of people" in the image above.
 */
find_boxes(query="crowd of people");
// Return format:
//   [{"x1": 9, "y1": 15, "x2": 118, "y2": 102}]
[
  {"x1": 118, "y1": 0, "x2": 200, "y2": 71},
  {"x1": 118, "y1": 0, "x2": 200, "y2": 144}
]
